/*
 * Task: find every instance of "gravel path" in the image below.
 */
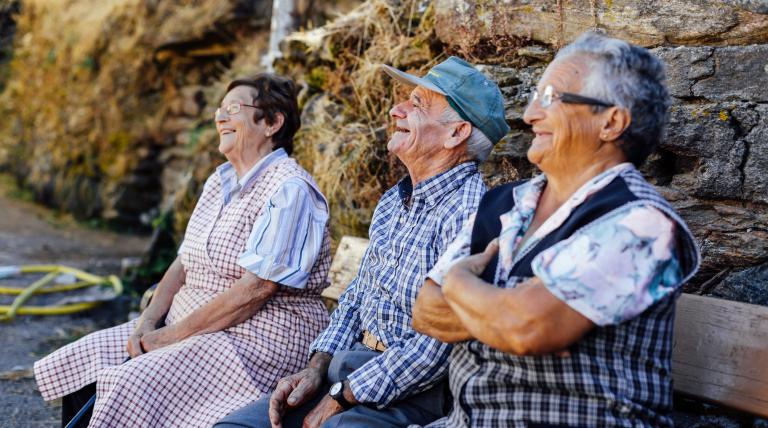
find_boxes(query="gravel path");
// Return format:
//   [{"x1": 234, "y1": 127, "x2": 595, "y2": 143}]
[{"x1": 0, "y1": 179, "x2": 149, "y2": 427}]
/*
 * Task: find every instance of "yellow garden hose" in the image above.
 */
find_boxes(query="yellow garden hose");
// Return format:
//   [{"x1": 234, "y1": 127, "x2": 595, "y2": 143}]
[{"x1": 0, "y1": 265, "x2": 122, "y2": 321}]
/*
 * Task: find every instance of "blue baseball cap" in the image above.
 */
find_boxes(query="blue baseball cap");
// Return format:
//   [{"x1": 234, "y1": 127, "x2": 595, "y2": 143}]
[{"x1": 381, "y1": 56, "x2": 510, "y2": 145}]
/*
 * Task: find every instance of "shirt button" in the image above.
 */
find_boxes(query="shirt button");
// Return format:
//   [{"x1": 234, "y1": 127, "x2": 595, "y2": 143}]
[{"x1": 388, "y1": 259, "x2": 398, "y2": 267}]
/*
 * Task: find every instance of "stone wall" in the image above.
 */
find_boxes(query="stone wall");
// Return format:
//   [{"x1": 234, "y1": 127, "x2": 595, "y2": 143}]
[{"x1": 432, "y1": 0, "x2": 768, "y2": 303}]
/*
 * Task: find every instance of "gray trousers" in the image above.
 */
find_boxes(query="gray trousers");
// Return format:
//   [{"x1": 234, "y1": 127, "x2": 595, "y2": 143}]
[{"x1": 215, "y1": 343, "x2": 447, "y2": 428}]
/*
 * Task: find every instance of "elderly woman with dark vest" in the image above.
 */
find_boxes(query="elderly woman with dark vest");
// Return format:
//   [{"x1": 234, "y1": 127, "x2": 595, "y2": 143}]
[
  {"x1": 413, "y1": 32, "x2": 700, "y2": 427},
  {"x1": 34, "y1": 74, "x2": 332, "y2": 427}
]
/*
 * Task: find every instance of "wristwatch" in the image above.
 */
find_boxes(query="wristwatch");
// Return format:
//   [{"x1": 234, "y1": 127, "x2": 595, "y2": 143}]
[{"x1": 329, "y1": 381, "x2": 353, "y2": 409}]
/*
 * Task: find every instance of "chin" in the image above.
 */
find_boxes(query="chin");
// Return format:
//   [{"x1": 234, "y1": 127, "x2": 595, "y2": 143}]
[{"x1": 218, "y1": 141, "x2": 233, "y2": 155}]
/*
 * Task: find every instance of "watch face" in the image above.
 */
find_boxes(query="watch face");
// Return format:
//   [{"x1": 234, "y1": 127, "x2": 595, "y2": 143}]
[{"x1": 330, "y1": 382, "x2": 343, "y2": 396}]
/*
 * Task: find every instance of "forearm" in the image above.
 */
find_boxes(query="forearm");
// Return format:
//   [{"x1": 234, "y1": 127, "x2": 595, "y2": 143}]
[
  {"x1": 346, "y1": 333, "x2": 452, "y2": 406},
  {"x1": 142, "y1": 257, "x2": 185, "y2": 324},
  {"x1": 413, "y1": 279, "x2": 472, "y2": 343},
  {"x1": 443, "y1": 273, "x2": 593, "y2": 355},
  {"x1": 174, "y1": 272, "x2": 278, "y2": 340},
  {"x1": 443, "y1": 272, "x2": 525, "y2": 352}
]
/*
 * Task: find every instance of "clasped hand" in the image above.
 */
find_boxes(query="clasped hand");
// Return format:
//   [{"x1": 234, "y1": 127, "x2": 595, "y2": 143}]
[{"x1": 126, "y1": 317, "x2": 178, "y2": 358}]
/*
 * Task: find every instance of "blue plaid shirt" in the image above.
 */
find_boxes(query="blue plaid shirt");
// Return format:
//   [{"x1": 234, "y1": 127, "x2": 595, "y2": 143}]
[{"x1": 309, "y1": 162, "x2": 485, "y2": 406}]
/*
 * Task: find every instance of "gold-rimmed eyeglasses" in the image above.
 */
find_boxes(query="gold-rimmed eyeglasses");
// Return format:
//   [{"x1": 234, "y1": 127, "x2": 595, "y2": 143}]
[{"x1": 215, "y1": 102, "x2": 261, "y2": 117}]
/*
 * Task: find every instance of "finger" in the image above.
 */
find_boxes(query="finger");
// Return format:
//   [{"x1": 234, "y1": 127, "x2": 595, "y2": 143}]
[
  {"x1": 127, "y1": 336, "x2": 143, "y2": 358},
  {"x1": 484, "y1": 238, "x2": 500, "y2": 255},
  {"x1": 268, "y1": 400, "x2": 283, "y2": 428},
  {"x1": 464, "y1": 239, "x2": 500, "y2": 273},
  {"x1": 269, "y1": 386, "x2": 290, "y2": 424},
  {"x1": 287, "y1": 378, "x2": 315, "y2": 406}
]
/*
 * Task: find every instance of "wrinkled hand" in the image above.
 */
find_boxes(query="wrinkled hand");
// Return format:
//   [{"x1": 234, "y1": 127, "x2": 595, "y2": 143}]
[
  {"x1": 139, "y1": 325, "x2": 179, "y2": 353},
  {"x1": 302, "y1": 395, "x2": 344, "y2": 428},
  {"x1": 444, "y1": 239, "x2": 499, "y2": 293},
  {"x1": 126, "y1": 317, "x2": 159, "y2": 358},
  {"x1": 269, "y1": 367, "x2": 324, "y2": 428}
]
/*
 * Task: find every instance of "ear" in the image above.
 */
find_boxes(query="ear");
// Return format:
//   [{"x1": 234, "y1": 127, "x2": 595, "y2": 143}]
[
  {"x1": 599, "y1": 107, "x2": 631, "y2": 142},
  {"x1": 267, "y1": 112, "x2": 285, "y2": 135},
  {"x1": 444, "y1": 121, "x2": 473, "y2": 150}
]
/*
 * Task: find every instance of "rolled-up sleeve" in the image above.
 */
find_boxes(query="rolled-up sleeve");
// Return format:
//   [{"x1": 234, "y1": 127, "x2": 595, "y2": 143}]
[
  {"x1": 238, "y1": 177, "x2": 329, "y2": 289},
  {"x1": 531, "y1": 204, "x2": 683, "y2": 326}
]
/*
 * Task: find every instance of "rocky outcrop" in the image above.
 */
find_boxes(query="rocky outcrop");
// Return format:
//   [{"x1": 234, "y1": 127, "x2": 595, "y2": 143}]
[{"x1": 435, "y1": 0, "x2": 768, "y2": 63}]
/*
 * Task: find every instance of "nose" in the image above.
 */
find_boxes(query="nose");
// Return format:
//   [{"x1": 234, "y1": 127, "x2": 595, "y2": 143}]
[
  {"x1": 523, "y1": 98, "x2": 544, "y2": 125},
  {"x1": 215, "y1": 108, "x2": 228, "y2": 124},
  {"x1": 389, "y1": 99, "x2": 409, "y2": 119}
]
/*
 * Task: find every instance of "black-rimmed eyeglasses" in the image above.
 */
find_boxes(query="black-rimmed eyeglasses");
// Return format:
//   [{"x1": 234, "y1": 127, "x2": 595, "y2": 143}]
[{"x1": 528, "y1": 85, "x2": 614, "y2": 109}]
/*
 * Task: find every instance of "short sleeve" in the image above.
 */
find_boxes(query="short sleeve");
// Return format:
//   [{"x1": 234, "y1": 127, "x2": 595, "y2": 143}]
[
  {"x1": 531, "y1": 204, "x2": 682, "y2": 326},
  {"x1": 426, "y1": 212, "x2": 476, "y2": 286},
  {"x1": 238, "y1": 178, "x2": 329, "y2": 289}
]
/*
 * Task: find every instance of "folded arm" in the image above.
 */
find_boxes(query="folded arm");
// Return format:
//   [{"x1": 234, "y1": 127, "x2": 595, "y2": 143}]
[{"x1": 413, "y1": 279, "x2": 472, "y2": 343}]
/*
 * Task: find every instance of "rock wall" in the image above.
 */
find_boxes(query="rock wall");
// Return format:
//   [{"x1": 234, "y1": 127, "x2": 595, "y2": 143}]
[
  {"x1": 431, "y1": 0, "x2": 768, "y2": 302},
  {"x1": 0, "y1": 0, "x2": 274, "y2": 229}
]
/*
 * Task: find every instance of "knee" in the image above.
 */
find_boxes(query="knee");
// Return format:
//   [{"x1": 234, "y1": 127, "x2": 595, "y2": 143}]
[{"x1": 214, "y1": 397, "x2": 271, "y2": 428}]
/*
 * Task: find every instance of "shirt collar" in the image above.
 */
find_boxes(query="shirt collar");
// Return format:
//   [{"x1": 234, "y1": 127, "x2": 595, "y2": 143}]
[
  {"x1": 397, "y1": 161, "x2": 478, "y2": 208},
  {"x1": 510, "y1": 162, "x2": 636, "y2": 238},
  {"x1": 216, "y1": 148, "x2": 288, "y2": 205}
]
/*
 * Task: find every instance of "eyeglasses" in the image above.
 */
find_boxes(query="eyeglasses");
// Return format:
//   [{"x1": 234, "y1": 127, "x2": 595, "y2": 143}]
[
  {"x1": 215, "y1": 102, "x2": 261, "y2": 117},
  {"x1": 528, "y1": 85, "x2": 614, "y2": 109}
]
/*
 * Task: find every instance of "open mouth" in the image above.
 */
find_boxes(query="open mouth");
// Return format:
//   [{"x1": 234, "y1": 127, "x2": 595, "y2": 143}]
[
  {"x1": 394, "y1": 126, "x2": 410, "y2": 134},
  {"x1": 220, "y1": 129, "x2": 236, "y2": 135}
]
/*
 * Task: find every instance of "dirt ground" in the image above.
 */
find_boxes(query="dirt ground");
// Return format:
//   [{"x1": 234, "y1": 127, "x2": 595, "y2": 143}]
[{"x1": 0, "y1": 178, "x2": 150, "y2": 427}]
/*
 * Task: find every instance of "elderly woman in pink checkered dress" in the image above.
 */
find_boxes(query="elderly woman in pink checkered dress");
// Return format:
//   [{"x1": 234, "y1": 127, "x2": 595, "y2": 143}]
[{"x1": 34, "y1": 74, "x2": 332, "y2": 428}]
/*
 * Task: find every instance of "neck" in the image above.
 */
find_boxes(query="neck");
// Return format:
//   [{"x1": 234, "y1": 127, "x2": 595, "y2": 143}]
[
  {"x1": 404, "y1": 152, "x2": 469, "y2": 186},
  {"x1": 230, "y1": 143, "x2": 275, "y2": 178},
  {"x1": 542, "y1": 153, "x2": 626, "y2": 206}
]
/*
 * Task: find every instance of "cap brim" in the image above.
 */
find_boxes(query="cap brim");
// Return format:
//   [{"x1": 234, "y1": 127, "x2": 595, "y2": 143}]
[{"x1": 380, "y1": 64, "x2": 446, "y2": 95}]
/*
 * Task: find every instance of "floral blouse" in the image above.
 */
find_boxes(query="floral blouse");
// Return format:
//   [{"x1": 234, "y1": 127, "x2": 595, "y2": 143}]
[{"x1": 427, "y1": 163, "x2": 683, "y2": 326}]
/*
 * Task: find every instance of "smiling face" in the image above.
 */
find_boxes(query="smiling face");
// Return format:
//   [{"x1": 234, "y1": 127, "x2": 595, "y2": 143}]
[
  {"x1": 523, "y1": 56, "x2": 607, "y2": 173},
  {"x1": 387, "y1": 85, "x2": 457, "y2": 164},
  {"x1": 215, "y1": 85, "x2": 271, "y2": 161}
]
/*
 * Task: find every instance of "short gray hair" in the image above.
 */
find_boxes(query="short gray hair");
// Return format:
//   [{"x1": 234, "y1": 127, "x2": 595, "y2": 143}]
[
  {"x1": 439, "y1": 105, "x2": 494, "y2": 163},
  {"x1": 555, "y1": 31, "x2": 671, "y2": 166}
]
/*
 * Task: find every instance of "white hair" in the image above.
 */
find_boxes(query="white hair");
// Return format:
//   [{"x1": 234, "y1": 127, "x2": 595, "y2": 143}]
[
  {"x1": 554, "y1": 31, "x2": 671, "y2": 166},
  {"x1": 438, "y1": 105, "x2": 494, "y2": 163}
]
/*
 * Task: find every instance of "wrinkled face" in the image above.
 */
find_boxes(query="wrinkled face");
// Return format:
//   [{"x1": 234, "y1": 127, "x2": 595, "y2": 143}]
[
  {"x1": 215, "y1": 85, "x2": 268, "y2": 158},
  {"x1": 388, "y1": 85, "x2": 455, "y2": 163},
  {"x1": 523, "y1": 56, "x2": 605, "y2": 172}
]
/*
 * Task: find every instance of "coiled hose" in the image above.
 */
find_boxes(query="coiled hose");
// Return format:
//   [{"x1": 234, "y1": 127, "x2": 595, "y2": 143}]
[{"x1": 0, "y1": 265, "x2": 122, "y2": 321}]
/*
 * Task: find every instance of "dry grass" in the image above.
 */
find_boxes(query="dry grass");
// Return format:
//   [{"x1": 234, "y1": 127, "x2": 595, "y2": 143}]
[
  {"x1": 278, "y1": 0, "x2": 442, "y2": 239},
  {"x1": 0, "y1": 0, "x2": 246, "y2": 221}
]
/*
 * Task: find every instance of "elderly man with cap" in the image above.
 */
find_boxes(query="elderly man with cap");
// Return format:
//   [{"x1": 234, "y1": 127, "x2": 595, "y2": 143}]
[{"x1": 215, "y1": 57, "x2": 509, "y2": 428}]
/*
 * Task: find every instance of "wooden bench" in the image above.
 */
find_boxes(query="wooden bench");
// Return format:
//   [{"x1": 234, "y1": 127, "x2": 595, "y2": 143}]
[
  {"x1": 322, "y1": 236, "x2": 768, "y2": 417},
  {"x1": 141, "y1": 235, "x2": 768, "y2": 416}
]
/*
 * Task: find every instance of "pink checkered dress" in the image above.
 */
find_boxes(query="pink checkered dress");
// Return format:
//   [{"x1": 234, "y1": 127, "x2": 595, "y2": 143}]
[{"x1": 34, "y1": 157, "x2": 331, "y2": 427}]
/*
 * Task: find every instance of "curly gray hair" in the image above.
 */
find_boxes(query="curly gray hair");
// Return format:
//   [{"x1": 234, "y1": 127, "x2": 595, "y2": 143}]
[{"x1": 556, "y1": 31, "x2": 671, "y2": 166}]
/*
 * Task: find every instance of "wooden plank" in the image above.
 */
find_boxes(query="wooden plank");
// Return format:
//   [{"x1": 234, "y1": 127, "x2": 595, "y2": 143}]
[
  {"x1": 673, "y1": 293, "x2": 768, "y2": 417},
  {"x1": 321, "y1": 236, "x2": 369, "y2": 301}
]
